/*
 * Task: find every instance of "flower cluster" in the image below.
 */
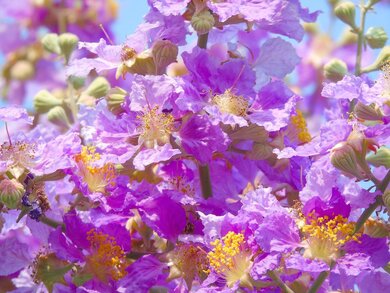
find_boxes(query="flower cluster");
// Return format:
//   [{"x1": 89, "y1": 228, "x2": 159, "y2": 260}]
[{"x1": 0, "y1": 0, "x2": 389, "y2": 292}]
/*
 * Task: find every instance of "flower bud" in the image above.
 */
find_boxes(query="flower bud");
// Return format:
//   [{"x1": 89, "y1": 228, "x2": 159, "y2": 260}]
[
  {"x1": 68, "y1": 76, "x2": 85, "y2": 90},
  {"x1": 34, "y1": 90, "x2": 62, "y2": 113},
  {"x1": 191, "y1": 9, "x2": 215, "y2": 35},
  {"x1": 247, "y1": 142, "x2": 274, "y2": 160},
  {"x1": 354, "y1": 102, "x2": 384, "y2": 122},
  {"x1": 58, "y1": 33, "x2": 79, "y2": 64},
  {"x1": 373, "y1": 46, "x2": 390, "y2": 69},
  {"x1": 330, "y1": 142, "x2": 368, "y2": 180},
  {"x1": 85, "y1": 77, "x2": 110, "y2": 99},
  {"x1": 365, "y1": 27, "x2": 388, "y2": 49},
  {"x1": 364, "y1": 219, "x2": 389, "y2": 238},
  {"x1": 10, "y1": 60, "x2": 35, "y2": 81},
  {"x1": 106, "y1": 87, "x2": 127, "y2": 115},
  {"x1": 126, "y1": 51, "x2": 156, "y2": 76},
  {"x1": 41, "y1": 33, "x2": 61, "y2": 54},
  {"x1": 328, "y1": 0, "x2": 340, "y2": 7},
  {"x1": 324, "y1": 58, "x2": 348, "y2": 81},
  {"x1": 334, "y1": 2, "x2": 356, "y2": 28},
  {"x1": 167, "y1": 62, "x2": 189, "y2": 77},
  {"x1": 0, "y1": 179, "x2": 25, "y2": 209},
  {"x1": 152, "y1": 40, "x2": 178, "y2": 74},
  {"x1": 47, "y1": 106, "x2": 71, "y2": 128},
  {"x1": 366, "y1": 146, "x2": 390, "y2": 168}
]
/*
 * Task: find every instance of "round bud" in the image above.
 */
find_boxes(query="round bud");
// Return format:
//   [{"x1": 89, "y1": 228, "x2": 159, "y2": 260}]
[
  {"x1": 324, "y1": 58, "x2": 348, "y2": 81},
  {"x1": 330, "y1": 142, "x2": 367, "y2": 180},
  {"x1": 167, "y1": 62, "x2": 189, "y2": 77},
  {"x1": 34, "y1": 90, "x2": 62, "y2": 114},
  {"x1": 364, "y1": 219, "x2": 389, "y2": 238},
  {"x1": 354, "y1": 102, "x2": 384, "y2": 122},
  {"x1": 334, "y1": 2, "x2": 356, "y2": 28},
  {"x1": 41, "y1": 33, "x2": 61, "y2": 54},
  {"x1": 366, "y1": 146, "x2": 390, "y2": 168},
  {"x1": 58, "y1": 33, "x2": 79, "y2": 64},
  {"x1": 191, "y1": 10, "x2": 215, "y2": 35},
  {"x1": 365, "y1": 27, "x2": 388, "y2": 49},
  {"x1": 10, "y1": 60, "x2": 35, "y2": 81},
  {"x1": 85, "y1": 77, "x2": 111, "y2": 99},
  {"x1": 373, "y1": 46, "x2": 390, "y2": 69},
  {"x1": 152, "y1": 40, "x2": 178, "y2": 74},
  {"x1": 47, "y1": 106, "x2": 71, "y2": 128},
  {"x1": 0, "y1": 179, "x2": 25, "y2": 209},
  {"x1": 106, "y1": 87, "x2": 127, "y2": 115}
]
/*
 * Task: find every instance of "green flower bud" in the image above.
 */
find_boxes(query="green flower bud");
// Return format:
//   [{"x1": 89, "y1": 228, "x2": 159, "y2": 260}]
[
  {"x1": 47, "y1": 106, "x2": 71, "y2": 128},
  {"x1": 354, "y1": 102, "x2": 384, "y2": 123},
  {"x1": 126, "y1": 51, "x2": 156, "y2": 76},
  {"x1": 152, "y1": 40, "x2": 178, "y2": 74},
  {"x1": 34, "y1": 90, "x2": 62, "y2": 114},
  {"x1": 229, "y1": 124, "x2": 268, "y2": 143},
  {"x1": 334, "y1": 2, "x2": 356, "y2": 28},
  {"x1": 0, "y1": 179, "x2": 25, "y2": 209},
  {"x1": 328, "y1": 0, "x2": 340, "y2": 7},
  {"x1": 365, "y1": 27, "x2": 388, "y2": 49},
  {"x1": 85, "y1": 77, "x2": 111, "y2": 99},
  {"x1": 191, "y1": 10, "x2": 215, "y2": 35},
  {"x1": 41, "y1": 33, "x2": 61, "y2": 54},
  {"x1": 324, "y1": 58, "x2": 348, "y2": 81},
  {"x1": 366, "y1": 146, "x2": 390, "y2": 168},
  {"x1": 247, "y1": 142, "x2": 274, "y2": 160},
  {"x1": 368, "y1": 0, "x2": 382, "y2": 6},
  {"x1": 68, "y1": 76, "x2": 85, "y2": 90},
  {"x1": 10, "y1": 60, "x2": 35, "y2": 81},
  {"x1": 58, "y1": 33, "x2": 79, "y2": 64},
  {"x1": 106, "y1": 87, "x2": 127, "y2": 115},
  {"x1": 330, "y1": 142, "x2": 369, "y2": 180},
  {"x1": 364, "y1": 219, "x2": 389, "y2": 238},
  {"x1": 373, "y1": 46, "x2": 390, "y2": 69}
]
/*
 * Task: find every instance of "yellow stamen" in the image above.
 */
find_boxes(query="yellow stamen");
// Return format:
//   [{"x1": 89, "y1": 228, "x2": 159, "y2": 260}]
[
  {"x1": 207, "y1": 232, "x2": 252, "y2": 287},
  {"x1": 290, "y1": 110, "x2": 311, "y2": 143},
  {"x1": 212, "y1": 89, "x2": 249, "y2": 116},
  {"x1": 74, "y1": 146, "x2": 115, "y2": 193},
  {"x1": 86, "y1": 229, "x2": 127, "y2": 282},
  {"x1": 138, "y1": 106, "x2": 174, "y2": 148},
  {"x1": 121, "y1": 45, "x2": 137, "y2": 62},
  {"x1": 301, "y1": 213, "x2": 361, "y2": 262}
]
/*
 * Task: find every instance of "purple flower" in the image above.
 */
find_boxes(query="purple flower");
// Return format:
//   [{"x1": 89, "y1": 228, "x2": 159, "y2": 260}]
[{"x1": 0, "y1": 106, "x2": 32, "y2": 124}]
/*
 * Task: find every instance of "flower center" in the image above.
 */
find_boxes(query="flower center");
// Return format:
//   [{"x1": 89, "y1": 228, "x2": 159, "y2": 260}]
[
  {"x1": 138, "y1": 106, "x2": 174, "y2": 148},
  {"x1": 168, "y1": 243, "x2": 209, "y2": 285},
  {"x1": 301, "y1": 214, "x2": 361, "y2": 262},
  {"x1": 86, "y1": 229, "x2": 127, "y2": 282},
  {"x1": 121, "y1": 45, "x2": 137, "y2": 62},
  {"x1": 0, "y1": 141, "x2": 36, "y2": 177},
  {"x1": 212, "y1": 90, "x2": 249, "y2": 116},
  {"x1": 207, "y1": 232, "x2": 252, "y2": 287},
  {"x1": 290, "y1": 110, "x2": 311, "y2": 143},
  {"x1": 168, "y1": 176, "x2": 195, "y2": 197},
  {"x1": 74, "y1": 146, "x2": 115, "y2": 193}
]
